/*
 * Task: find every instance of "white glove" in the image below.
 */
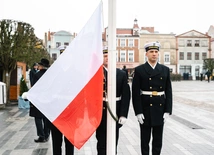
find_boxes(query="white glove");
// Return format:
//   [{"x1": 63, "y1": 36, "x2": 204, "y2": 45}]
[
  {"x1": 22, "y1": 92, "x2": 28, "y2": 100},
  {"x1": 163, "y1": 113, "x2": 170, "y2": 122},
  {"x1": 137, "y1": 114, "x2": 144, "y2": 124},
  {"x1": 118, "y1": 116, "x2": 127, "y2": 125}
]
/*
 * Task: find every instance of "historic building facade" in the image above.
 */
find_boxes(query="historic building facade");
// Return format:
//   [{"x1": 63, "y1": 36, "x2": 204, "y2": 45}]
[
  {"x1": 44, "y1": 30, "x2": 76, "y2": 60},
  {"x1": 41, "y1": 20, "x2": 212, "y2": 81},
  {"x1": 176, "y1": 30, "x2": 211, "y2": 80},
  {"x1": 207, "y1": 25, "x2": 214, "y2": 59},
  {"x1": 139, "y1": 32, "x2": 177, "y2": 73},
  {"x1": 102, "y1": 19, "x2": 141, "y2": 75}
]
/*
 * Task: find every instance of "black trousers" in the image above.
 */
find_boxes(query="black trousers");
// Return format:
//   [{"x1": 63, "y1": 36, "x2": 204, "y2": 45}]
[
  {"x1": 34, "y1": 117, "x2": 50, "y2": 139},
  {"x1": 95, "y1": 106, "x2": 120, "y2": 155},
  {"x1": 50, "y1": 124, "x2": 74, "y2": 155},
  {"x1": 140, "y1": 124, "x2": 164, "y2": 155},
  {"x1": 207, "y1": 76, "x2": 210, "y2": 82}
]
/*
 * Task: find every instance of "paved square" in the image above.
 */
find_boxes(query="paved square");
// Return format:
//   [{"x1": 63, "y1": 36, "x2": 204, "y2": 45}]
[{"x1": 0, "y1": 81, "x2": 214, "y2": 154}]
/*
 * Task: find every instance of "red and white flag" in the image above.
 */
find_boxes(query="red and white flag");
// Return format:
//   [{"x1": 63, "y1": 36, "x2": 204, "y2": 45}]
[{"x1": 27, "y1": 2, "x2": 103, "y2": 149}]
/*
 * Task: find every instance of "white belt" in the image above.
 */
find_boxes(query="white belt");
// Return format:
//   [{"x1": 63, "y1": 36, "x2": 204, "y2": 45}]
[
  {"x1": 103, "y1": 96, "x2": 121, "y2": 102},
  {"x1": 141, "y1": 91, "x2": 164, "y2": 96}
]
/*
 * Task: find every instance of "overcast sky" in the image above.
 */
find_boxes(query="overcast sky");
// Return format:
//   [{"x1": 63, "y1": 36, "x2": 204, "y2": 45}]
[{"x1": 1, "y1": 0, "x2": 213, "y2": 39}]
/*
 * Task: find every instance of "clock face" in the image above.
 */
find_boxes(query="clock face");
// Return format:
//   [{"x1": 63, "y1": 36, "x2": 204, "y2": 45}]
[{"x1": 134, "y1": 30, "x2": 138, "y2": 35}]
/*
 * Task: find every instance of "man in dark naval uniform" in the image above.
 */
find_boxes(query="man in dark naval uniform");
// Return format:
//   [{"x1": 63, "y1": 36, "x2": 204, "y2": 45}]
[
  {"x1": 132, "y1": 41, "x2": 172, "y2": 155},
  {"x1": 30, "y1": 58, "x2": 50, "y2": 143},
  {"x1": 96, "y1": 48, "x2": 131, "y2": 155}
]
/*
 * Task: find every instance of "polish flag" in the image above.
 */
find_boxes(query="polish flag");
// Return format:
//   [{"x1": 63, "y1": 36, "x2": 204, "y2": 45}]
[{"x1": 27, "y1": 2, "x2": 103, "y2": 149}]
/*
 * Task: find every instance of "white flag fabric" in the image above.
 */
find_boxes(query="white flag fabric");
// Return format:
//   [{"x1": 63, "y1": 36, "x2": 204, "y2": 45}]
[{"x1": 27, "y1": 2, "x2": 103, "y2": 149}]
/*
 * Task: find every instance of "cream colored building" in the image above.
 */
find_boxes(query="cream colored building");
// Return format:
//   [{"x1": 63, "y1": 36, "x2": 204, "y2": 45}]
[
  {"x1": 207, "y1": 25, "x2": 214, "y2": 58},
  {"x1": 176, "y1": 30, "x2": 211, "y2": 80},
  {"x1": 139, "y1": 32, "x2": 176, "y2": 73},
  {"x1": 44, "y1": 30, "x2": 76, "y2": 60}
]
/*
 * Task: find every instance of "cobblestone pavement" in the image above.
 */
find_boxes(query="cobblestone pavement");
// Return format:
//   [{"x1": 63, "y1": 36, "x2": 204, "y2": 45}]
[{"x1": 0, "y1": 80, "x2": 214, "y2": 155}]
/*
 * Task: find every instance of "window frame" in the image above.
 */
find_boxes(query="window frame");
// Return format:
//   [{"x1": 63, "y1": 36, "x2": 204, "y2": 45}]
[
  {"x1": 120, "y1": 50, "x2": 126, "y2": 62},
  {"x1": 128, "y1": 50, "x2": 134, "y2": 62},
  {"x1": 120, "y1": 39, "x2": 126, "y2": 47},
  {"x1": 179, "y1": 52, "x2": 184, "y2": 60}
]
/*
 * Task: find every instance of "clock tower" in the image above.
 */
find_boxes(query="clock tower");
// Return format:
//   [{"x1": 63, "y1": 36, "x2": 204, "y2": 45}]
[{"x1": 133, "y1": 18, "x2": 139, "y2": 35}]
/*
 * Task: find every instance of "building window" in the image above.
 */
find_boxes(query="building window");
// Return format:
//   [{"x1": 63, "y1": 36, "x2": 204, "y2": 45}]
[
  {"x1": 120, "y1": 39, "x2": 126, "y2": 47},
  {"x1": 201, "y1": 40, "x2": 208, "y2": 47},
  {"x1": 202, "y1": 52, "x2": 207, "y2": 60},
  {"x1": 64, "y1": 42, "x2": 69, "y2": 46},
  {"x1": 128, "y1": 39, "x2": 134, "y2": 47},
  {"x1": 164, "y1": 53, "x2": 170, "y2": 64},
  {"x1": 187, "y1": 52, "x2": 192, "y2": 60},
  {"x1": 128, "y1": 50, "x2": 134, "y2": 62},
  {"x1": 52, "y1": 53, "x2": 57, "y2": 60},
  {"x1": 56, "y1": 42, "x2": 61, "y2": 48},
  {"x1": 179, "y1": 40, "x2": 185, "y2": 47},
  {"x1": 120, "y1": 50, "x2": 126, "y2": 62},
  {"x1": 187, "y1": 40, "x2": 192, "y2": 47},
  {"x1": 179, "y1": 52, "x2": 184, "y2": 60},
  {"x1": 195, "y1": 40, "x2": 200, "y2": 47},
  {"x1": 195, "y1": 52, "x2": 199, "y2": 60}
]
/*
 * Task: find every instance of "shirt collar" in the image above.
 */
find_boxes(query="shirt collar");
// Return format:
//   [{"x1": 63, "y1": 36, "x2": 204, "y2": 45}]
[
  {"x1": 103, "y1": 65, "x2": 108, "y2": 71},
  {"x1": 147, "y1": 62, "x2": 157, "y2": 69}
]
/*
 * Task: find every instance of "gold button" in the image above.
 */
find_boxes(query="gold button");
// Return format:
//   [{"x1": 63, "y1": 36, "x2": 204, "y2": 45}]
[
  {"x1": 149, "y1": 78, "x2": 151, "y2": 80},
  {"x1": 160, "y1": 86, "x2": 162, "y2": 89},
  {"x1": 160, "y1": 77, "x2": 162, "y2": 80},
  {"x1": 150, "y1": 95, "x2": 152, "y2": 97},
  {"x1": 150, "y1": 104, "x2": 152, "y2": 106},
  {"x1": 160, "y1": 104, "x2": 162, "y2": 106},
  {"x1": 150, "y1": 87, "x2": 152, "y2": 89}
]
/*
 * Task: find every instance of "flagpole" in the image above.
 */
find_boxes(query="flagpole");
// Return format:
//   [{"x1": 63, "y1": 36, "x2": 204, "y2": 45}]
[{"x1": 107, "y1": 0, "x2": 117, "y2": 155}]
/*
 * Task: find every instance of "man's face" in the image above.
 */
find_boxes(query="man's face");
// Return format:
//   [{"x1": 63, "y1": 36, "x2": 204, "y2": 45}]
[
  {"x1": 38, "y1": 65, "x2": 44, "y2": 70},
  {"x1": 34, "y1": 65, "x2": 38, "y2": 70},
  {"x1": 146, "y1": 49, "x2": 159, "y2": 63},
  {"x1": 103, "y1": 53, "x2": 108, "y2": 67}
]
